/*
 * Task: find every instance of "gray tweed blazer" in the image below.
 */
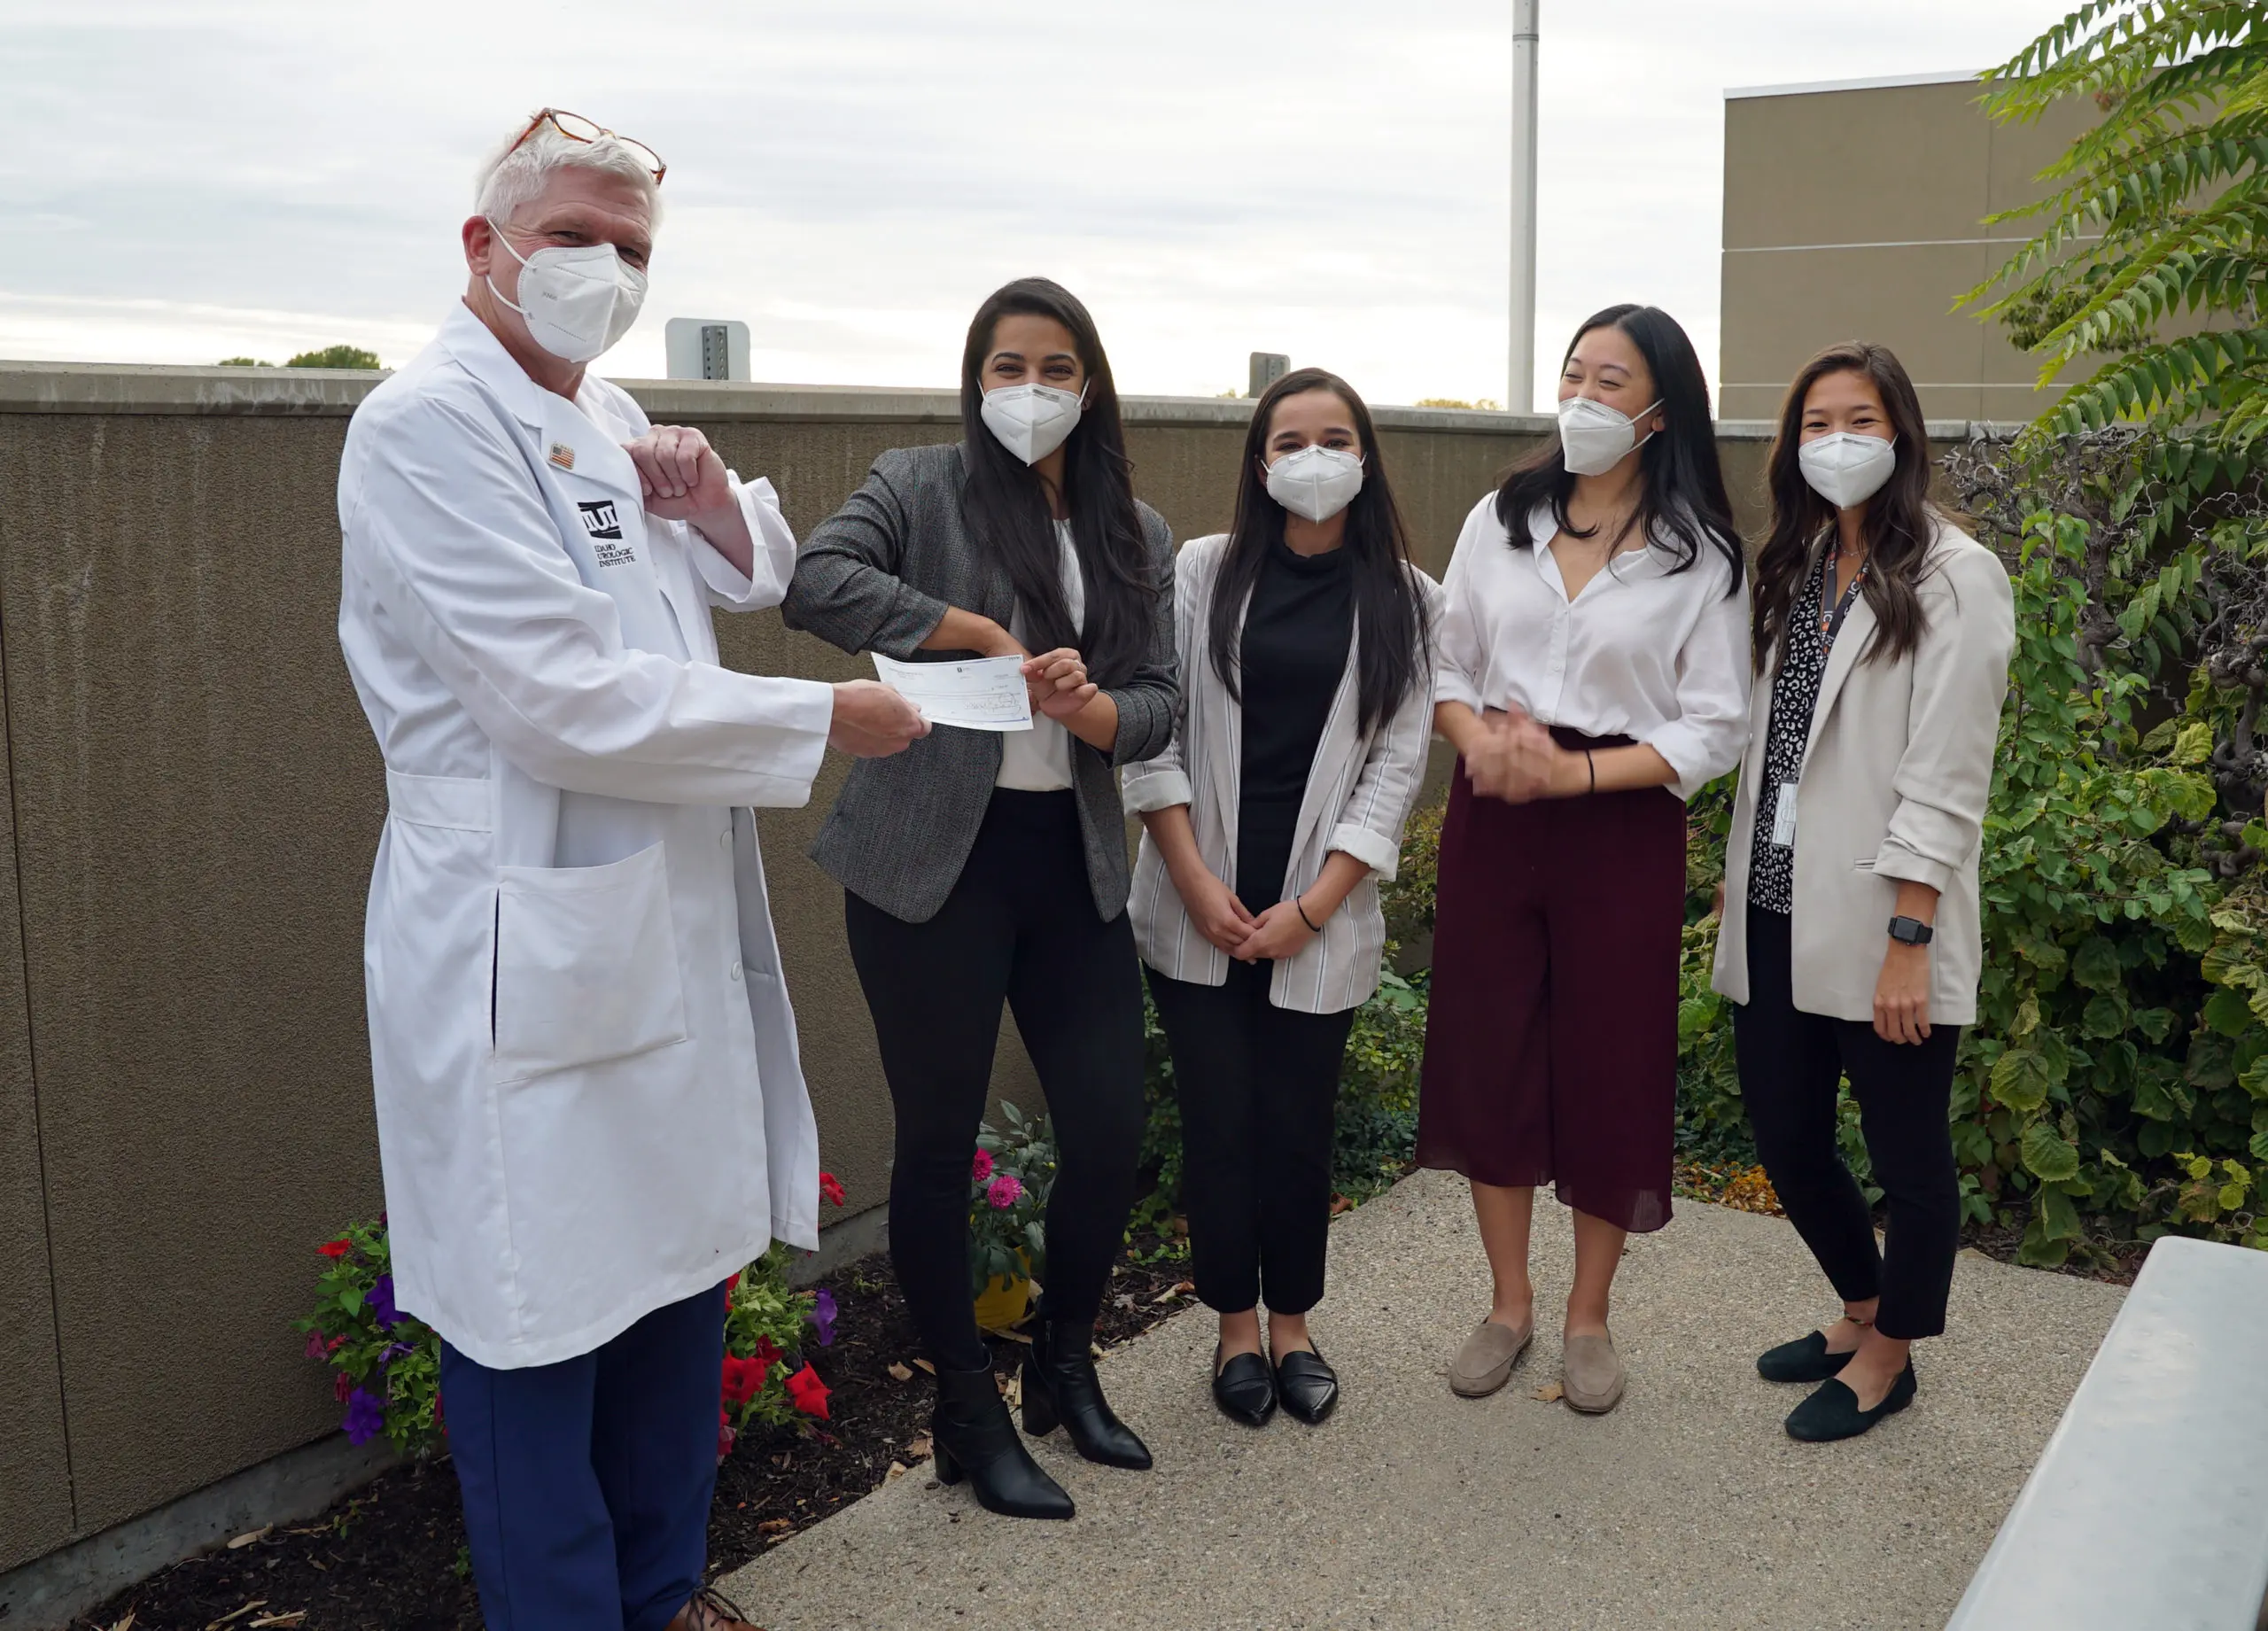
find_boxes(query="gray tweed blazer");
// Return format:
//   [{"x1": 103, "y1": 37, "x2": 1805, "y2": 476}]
[{"x1": 782, "y1": 441, "x2": 1178, "y2": 924}]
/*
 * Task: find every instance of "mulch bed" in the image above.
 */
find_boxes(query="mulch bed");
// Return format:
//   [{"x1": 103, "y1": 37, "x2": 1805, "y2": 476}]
[{"x1": 74, "y1": 1234, "x2": 1200, "y2": 1631}]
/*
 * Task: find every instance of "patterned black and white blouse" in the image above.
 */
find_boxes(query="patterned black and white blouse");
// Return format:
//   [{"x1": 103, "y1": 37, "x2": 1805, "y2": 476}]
[{"x1": 1746, "y1": 542, "x2": 1864, "y2": 914}]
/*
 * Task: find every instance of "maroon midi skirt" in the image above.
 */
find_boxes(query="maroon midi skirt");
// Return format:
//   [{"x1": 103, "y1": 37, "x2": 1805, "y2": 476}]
[{"x1": 1415, "y1": 731, "x2": 1688, "y2": 1233}]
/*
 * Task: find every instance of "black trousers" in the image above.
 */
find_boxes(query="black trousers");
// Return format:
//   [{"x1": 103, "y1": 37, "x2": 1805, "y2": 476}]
[
  {"x1": 844, "y1": 789, "x2": 1146, "y2": 1371},
  {"x1": 1733, "y1": 905, "x2": 1962, "y2": 1340},
  {"x1": 1147, "y1": 959, "x2": 1356, "y2": 1316}
]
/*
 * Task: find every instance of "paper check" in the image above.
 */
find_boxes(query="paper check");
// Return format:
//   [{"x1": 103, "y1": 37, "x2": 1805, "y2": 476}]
[{"x1": 873, "y1": 652, "x2": 1033, "y2": 732}]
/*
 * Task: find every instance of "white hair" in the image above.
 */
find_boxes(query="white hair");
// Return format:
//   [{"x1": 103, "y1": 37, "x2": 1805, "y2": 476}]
[{"x1": 475, "y1": 115, "x2": 662, "y2": 228}]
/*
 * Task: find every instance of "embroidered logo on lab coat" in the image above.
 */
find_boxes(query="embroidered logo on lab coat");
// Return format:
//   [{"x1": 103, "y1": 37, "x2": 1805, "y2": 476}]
[
  {"x1": 578, "y1": 500, "x2": 623, "y2": 540},
  {"x1": 548, "y1": 442, "x2": 576, "y2": 470}
]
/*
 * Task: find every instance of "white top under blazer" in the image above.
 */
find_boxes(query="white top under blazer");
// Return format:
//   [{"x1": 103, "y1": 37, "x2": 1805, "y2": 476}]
[
  {"x1": 1122, "y1": 533, "x2": 1441, "y2": 1015},
  {"x1": 1434, "y1": 497, "x2": 1752, "y2": 800}
]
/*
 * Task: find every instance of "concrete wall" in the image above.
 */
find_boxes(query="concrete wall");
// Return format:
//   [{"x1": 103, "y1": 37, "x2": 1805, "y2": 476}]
[{"x1": 1720, "y1": 73, "x2": 2101, "y2": 423}]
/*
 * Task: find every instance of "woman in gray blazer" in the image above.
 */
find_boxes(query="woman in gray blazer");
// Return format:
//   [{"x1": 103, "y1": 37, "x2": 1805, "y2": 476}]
[
  {"x1": 1124, "y1": 368, "x2": 1437, "y2": 1429},
  {"x1": 1713, "y1": 342, "x2": 2014, "y2": 1443},
  {"x1": 783, "y1": 278, "x2": 1177, "y2": 1521}
]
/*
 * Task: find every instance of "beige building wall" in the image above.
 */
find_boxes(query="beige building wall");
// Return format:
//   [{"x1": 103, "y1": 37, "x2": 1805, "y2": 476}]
[
  {"x1": 1720, "y1": 72, "x2": 2100, "y2": 424},
  {"x1": 0, "y1": 364, "x2": 1558, "y2": 1573}
]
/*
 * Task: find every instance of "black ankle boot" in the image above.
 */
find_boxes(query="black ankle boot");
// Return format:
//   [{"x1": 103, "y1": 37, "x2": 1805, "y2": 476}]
[
  {"x1": 930, "y1": 1363, "x2": 1074, "y2": 1519},
  {"x1": 1022, "y1": 1319, "x2": 1153, "y2": 1469}
]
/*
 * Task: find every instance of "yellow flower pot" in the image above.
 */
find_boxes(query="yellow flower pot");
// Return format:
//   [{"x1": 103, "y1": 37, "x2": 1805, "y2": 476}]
[{"x1": 973, "y1": 1253, "x2": 1032, "y2": 1332}]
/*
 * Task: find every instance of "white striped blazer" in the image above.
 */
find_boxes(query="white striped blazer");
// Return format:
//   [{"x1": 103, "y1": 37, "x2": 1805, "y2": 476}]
[{"x1": 1121, "y1": 532, "x2": 1441, "y2": 1014}]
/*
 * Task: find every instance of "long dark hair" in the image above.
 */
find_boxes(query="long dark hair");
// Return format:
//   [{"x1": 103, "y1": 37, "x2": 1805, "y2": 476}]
[
  {"x1": 957, "y1": 277, "x2": 1153, "y2": 685},
  {"x1": 1493, "y1": 303, "x2": 1742, "y2": 593},
  {"x1": 1208, "y1": 369, "x2": 1432, "y2": 734},
  {"x1": 1753, "y1": 342, "x2": 1935, "y2": 670}
]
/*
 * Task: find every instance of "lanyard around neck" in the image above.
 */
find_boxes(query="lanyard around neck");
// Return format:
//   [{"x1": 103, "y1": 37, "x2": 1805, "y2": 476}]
[{"x1": 1818, "y1": 548, "x2": 1868, "y2": 654}]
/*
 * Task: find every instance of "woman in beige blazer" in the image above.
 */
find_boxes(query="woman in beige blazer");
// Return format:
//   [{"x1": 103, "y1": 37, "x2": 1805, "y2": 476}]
[
  {"x1": 1122, "y1": 367, "x2": 1437, "y2": 1428},
  {"x1": 1712, "y1": 342, "x2": 2014, "y2": 1442}
]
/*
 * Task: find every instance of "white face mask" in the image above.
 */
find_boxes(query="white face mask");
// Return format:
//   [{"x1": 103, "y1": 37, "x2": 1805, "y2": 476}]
[
  {"x1": 485, "y1": 221, "x2": 648, "y2": 364},
  {"x1": 1264, "y1": 444, "x2": 1365, "y2": 523},
  {"x1": 979, "y1": 381, "x2": 1085, "y2": 464},
  {"x1": 1798, "y1": 431, "x2": 1899, "y2": 510},
  {"x1": 1557, "y1": 393, "x2": 1660, "y2": 478}
]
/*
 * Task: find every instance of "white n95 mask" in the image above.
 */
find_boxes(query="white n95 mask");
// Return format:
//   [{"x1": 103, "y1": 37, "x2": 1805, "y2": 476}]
[
  {"x1": 980, "y1": 382, "x2": 1085, "y2": 464},
  {"x1": 1265, "y1": 445, "x2": 1365, "y2": 523},
  {"x1": 1557, "y1": 394, "x2": 1660, "y2": 478},
  {"x1": 486, "y1": 221, "x2": 648, "y2": 364},
  {"x1": 1798, "y1": 431, "x2": 1899, "y2": 510}
]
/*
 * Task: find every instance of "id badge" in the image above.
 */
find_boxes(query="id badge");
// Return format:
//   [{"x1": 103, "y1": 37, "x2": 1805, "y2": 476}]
[{"x1": 1771, "y1": 782, "x2": 1798, "y2": 847}]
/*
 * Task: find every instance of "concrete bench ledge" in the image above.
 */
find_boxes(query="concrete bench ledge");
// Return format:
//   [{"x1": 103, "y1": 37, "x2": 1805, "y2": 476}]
[{"x1": 1948, "y1": 1236, "x2": 2268, "y2": 1631}]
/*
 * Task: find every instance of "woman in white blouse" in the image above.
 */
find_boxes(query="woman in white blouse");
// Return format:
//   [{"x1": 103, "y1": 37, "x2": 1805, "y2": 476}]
[{"x1": 1418, "y1": 304, "x2": 1751, "y2": 1415}]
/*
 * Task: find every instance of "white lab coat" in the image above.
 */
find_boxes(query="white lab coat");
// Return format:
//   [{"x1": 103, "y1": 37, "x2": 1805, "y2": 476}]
[{"x1": 337, "y1": 302, "x2": 835, "y2": 1370}]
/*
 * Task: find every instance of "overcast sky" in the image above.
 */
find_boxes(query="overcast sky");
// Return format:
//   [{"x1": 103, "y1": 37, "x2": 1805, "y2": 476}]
[{"x1": 2, "y1": 0, "x2": 2062, "y2": 408}]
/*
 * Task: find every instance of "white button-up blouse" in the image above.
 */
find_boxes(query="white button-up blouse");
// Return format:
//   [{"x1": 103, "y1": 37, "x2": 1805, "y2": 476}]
[{"x1": 1433, "y1": 494, "x2": 1752, "y2": 801}]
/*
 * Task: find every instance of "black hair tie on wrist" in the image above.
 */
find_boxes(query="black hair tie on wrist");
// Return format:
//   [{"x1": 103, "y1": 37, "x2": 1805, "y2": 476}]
[
  {"x1": 1586, "y1": 749, "x2": 1596, "y2": 796},
  {"x1": 1296, "y1": 897, "x2": 1322, "y2": 933}
]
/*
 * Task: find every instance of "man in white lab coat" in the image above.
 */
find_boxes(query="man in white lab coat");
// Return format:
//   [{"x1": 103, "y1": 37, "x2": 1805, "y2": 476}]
[{"x1": 336, "y1": 111, "x2": 924, "y2": 1631}]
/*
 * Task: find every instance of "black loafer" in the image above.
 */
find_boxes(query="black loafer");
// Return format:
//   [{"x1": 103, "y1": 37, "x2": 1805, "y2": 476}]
[
  {"x1": 1757, "y1": 1330, "x2": 1857, "y2": 1384},
  {"x1": 1785, "y1": 1363, "x2": 1916, "y2": 1442},
  {"x1": 1273, "y1": 1348, "x2": 1339, "y2": 1425},
  {"x1": 1212, "y1": 1345, "x2": 1276, "y2": 1426}
]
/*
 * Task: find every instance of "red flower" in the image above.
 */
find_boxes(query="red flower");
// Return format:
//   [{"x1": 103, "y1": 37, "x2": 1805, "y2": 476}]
[
  {"x1": 333, "y1": 1371, "x2": 352, "y2": 1403},
  {"x1": 970, "y1": 1148, "x2": 994, "y2": 1183},
  {"x1": 785, "y1": 1363, "x2": 831, "y2": 1421},
  {"x1": 316, "y1": 1239, "x2": 352, "y2": 1260},
  {"x1": 819, "y1": 1171, "x2": 846, "y2": 1208},
  {"x1": 754, "y1": 1336, "x2": 781, "y2": 1371},
  {"x1": 720, "y1": 1354, "x2": 765, "y2": 1405}
]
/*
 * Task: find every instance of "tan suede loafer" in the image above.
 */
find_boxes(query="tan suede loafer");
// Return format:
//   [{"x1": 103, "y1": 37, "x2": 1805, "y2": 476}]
[
  {"x1": 1449, "y1": 1316, "x2": 1534, "y2": 1398},
  {"x1": 1562, "y1": 1332, "x2": 1627, "y2": 1414}
]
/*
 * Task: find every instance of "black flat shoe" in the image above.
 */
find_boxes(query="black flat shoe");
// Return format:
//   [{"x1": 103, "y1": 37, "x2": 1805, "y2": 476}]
[
  {"x1": 1273, "y1": 1348, "x2": 1339, "y2": 1425},
  {"x1": 931, "y1": 1363, "x2": 1074, "y2": 1519},
  {"x1": 1785, "y1": 1362, "x2": 1917, "y2": 1442},
  {"x1": 1212, "y1": 1344, "x2": 1276, "y2": 1426},
  {"x1": 1757, "y1": 1330, "x2": 1858, "y2": 1384},
  {"x1": 1022, "y1": 1319, "x2": 1152, "y2": 1470}
]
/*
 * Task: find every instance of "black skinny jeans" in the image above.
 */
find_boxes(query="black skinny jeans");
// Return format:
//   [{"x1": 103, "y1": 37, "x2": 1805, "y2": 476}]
[
  {"x1": 1147, "y1": 960, "x2": 1356, "y2": 1316},
  {"x1": 844, "y1": 789, "x2": 1146, "y2": 1372},
  {"x1": 1733, "y1": 905, "x2": 1962, "y2": 1340}
]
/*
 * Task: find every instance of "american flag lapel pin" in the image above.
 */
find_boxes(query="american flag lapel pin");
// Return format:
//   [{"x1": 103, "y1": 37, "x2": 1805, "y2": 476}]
[{"x1": 548, "y1": 442, "x2": 576, "y2": 470}]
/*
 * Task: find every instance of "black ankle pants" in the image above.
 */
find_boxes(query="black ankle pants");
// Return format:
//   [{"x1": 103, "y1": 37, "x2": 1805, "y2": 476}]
[
  {"x1": 1733, "y1": 905, "x2": 1961, "y2": 1340},
  {"x1": 844, "y1": 789, "x2": 1146, "y2": 1372},
  {"x1": 1147, "y1": 959, "x2": 1356, "y2": 1317}
]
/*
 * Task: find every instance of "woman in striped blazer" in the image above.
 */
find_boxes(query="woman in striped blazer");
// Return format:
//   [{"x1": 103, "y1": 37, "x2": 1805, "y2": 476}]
[{"x1": 1122, "y1": 368, "x2": 1438, "y2": 1428}]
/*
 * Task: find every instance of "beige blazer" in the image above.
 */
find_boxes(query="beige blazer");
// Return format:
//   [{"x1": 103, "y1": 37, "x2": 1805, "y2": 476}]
[
  {"x1": 1122, "y1": 533, "x2": 1441, "y2": 1014},
  {"x1": 1712, "y1": 516, "x2": 2015, "y2": 1025}
]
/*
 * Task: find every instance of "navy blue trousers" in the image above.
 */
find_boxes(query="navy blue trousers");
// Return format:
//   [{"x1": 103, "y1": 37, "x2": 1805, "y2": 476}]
[{"x1": 439, "y1": 1281, "x2": 726, "y2": 1631}]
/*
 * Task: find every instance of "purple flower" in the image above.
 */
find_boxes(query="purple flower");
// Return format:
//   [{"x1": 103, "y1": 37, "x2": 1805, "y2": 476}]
[
  {"x1": 342, "y1": 1388, "x2": 385, "y2": 1446},
  {"x1": 808, "y1": 1288, "x2": 837, "y2": 1348},
  {"x1": 375, "y1": 1341, "x2": 415, "y2": 1372},
  {"x1": 369, "y1": 1274, "x2": 400, "y2": 1332}
]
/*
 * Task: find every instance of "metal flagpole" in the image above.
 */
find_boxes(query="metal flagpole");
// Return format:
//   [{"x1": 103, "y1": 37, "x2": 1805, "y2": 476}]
[{"x1": 1509, "y1": 0, "x2": 1540, "y2": 414}]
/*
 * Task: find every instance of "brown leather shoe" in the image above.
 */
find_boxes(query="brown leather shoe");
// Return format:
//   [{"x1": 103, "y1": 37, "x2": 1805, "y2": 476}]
[
  {"x1": 667, "y1": 1585, "x2": 764, "y2": 1631},
  {"x1": 1562, "y1": 1332, "x2": 1627, "y2": 1414},
  {"x1": 1449, "y1": 1315, "x2": 1534, "y2": 1397}
]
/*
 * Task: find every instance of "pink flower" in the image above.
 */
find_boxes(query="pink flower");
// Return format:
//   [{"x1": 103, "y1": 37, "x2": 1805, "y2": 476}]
[
  {"x1": 986, "y1": 1173, "x2": 1022, "y2": 1209},
  {"x1": 971, "y1": 1148, "x2": 993, "y2": 1183},
  {"x1": 304, "y1": 1332, "x2": 328, "y2": 1361}
]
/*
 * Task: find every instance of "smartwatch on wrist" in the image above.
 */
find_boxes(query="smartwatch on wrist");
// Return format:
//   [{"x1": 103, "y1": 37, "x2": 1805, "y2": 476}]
[{"x1": 1887, "y1": 916, "x2": 1934, "y2": 946}]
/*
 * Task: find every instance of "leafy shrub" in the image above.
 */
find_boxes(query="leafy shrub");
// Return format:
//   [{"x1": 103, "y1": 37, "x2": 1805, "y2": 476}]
[
  {"x1": 303, "y1": 1177, "x2": 848, "y2": 1461},
  {"x1": 968, "y1": 1101, "x2": 1055, "y2": 1296}
]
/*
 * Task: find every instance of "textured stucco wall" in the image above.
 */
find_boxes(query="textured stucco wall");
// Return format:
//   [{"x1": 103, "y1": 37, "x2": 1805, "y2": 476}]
[{"x1": 0, "y1": 363, "x2": 1828, "y2": 1567}]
